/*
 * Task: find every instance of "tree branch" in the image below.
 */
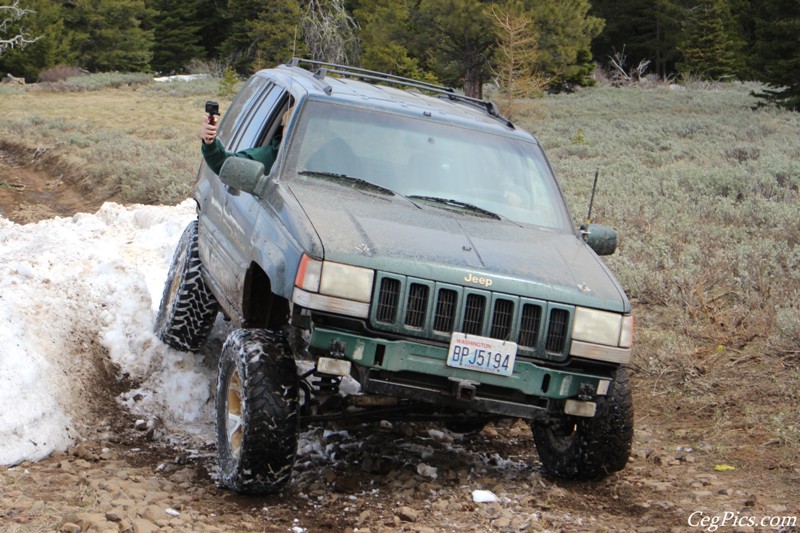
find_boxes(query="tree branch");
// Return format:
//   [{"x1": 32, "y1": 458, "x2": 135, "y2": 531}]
[{"x1": 0, "y1": 0, "x2": 39, "y2": 55}]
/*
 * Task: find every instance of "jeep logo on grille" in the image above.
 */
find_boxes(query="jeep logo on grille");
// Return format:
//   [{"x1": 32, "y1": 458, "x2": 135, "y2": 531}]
[{"x1": 464, "y1": 273, "x2": 493, "y2": 287}]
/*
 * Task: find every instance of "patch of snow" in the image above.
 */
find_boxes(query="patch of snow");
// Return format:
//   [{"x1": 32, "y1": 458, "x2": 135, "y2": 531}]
[
  {"x1": 0, "y1": 200, "x2": 220, "y2": 466},
  {"x1": 153, "y1": 74, "x2": 210, "y2": 83}
]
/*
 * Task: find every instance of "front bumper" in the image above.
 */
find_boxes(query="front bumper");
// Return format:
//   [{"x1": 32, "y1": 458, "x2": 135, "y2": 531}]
[{"x1": 309, "y1": 327, "x2": 614, "y2": 418}]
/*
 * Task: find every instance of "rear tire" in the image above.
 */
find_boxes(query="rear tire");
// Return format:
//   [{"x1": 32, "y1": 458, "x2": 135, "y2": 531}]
[
  {"x1": 216, "y1": 329, "x2": 299, "y2": 494},
  {"x1": 154, "y1": 220, "x2": 218, "y2": 352},
  {"x1": 532, "y1": 366, "x2": 633, "y2": 480}
]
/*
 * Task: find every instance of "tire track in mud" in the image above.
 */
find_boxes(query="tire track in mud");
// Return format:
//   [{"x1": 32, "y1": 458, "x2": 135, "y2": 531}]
[{"x1": 0, "y1": 142, "x2": 105, "y2": 224}]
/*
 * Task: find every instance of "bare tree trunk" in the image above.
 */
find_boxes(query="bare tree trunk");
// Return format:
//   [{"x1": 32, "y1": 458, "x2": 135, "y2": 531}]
[{"x1": 464, "y1": 68, "x2": 483, "y2": 99}]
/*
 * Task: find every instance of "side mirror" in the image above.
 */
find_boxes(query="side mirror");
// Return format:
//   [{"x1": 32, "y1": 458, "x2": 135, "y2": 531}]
[
  {"x1": 218, "y1": 158, "x2": 267, "y2": 197},
  {"x1": 580, "y1": 223, "x2": 617, "y2": 256}
]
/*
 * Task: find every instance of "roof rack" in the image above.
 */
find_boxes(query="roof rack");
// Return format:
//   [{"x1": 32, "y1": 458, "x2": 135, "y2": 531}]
[{"x1": 286, "y1": 58, "x2": 513, "y2": 128}]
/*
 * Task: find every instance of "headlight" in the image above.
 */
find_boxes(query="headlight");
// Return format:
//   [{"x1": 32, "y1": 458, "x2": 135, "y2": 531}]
[
  {"x1": 619, "y1": 314, "x2": 634, "y2": 348},
  {"x1": 319, "y1": 261, "x2": 373, "y2": 303},
  {"x1": 293, "y1": 255, "x2": 374, "y2": 318},
  {"x1": 572, "y1": 307, "x2": 623, "y2": 347}
]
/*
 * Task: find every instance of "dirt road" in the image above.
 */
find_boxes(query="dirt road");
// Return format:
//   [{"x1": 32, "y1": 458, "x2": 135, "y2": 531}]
[{"x1": 1, "y1": 147, "x2": 798, "y2": 533}]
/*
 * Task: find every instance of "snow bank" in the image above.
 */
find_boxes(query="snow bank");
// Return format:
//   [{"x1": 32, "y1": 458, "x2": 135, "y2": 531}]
[
  {"x1": 0, "y1": 201, "x2": 216, "y2": 466},
  {"x1": 153, "y1": 74, "x2": 210, "y2": 83}
]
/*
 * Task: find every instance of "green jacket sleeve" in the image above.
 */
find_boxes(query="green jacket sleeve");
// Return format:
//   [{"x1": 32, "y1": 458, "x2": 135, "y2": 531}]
[
  {"x1": 201, "y1": 139, "x2": 231, "y2": 175},
  {"x1": 201, "y1": 138, "x2": 280, "y2": 176}
]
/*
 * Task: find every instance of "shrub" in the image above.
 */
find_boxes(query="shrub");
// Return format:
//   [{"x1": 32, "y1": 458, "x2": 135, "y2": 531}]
[
  {"x1": 29, "y1": 72, "x2": 152, "y2": 92},
  {"x1": 37, "y1": 65, "x2": 86, "y2": 83},
  {"x1": 63, "y1": 72, "x2": 152, "y2": 90},
  {"x1": 217, "y1": 67, "x2": 240, "y2": 97}
]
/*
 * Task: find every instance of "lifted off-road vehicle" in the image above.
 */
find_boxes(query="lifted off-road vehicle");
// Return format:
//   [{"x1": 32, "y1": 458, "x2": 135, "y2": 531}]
[{"x1": 155, "y1": 59, "x2": 634, "y2": 494}]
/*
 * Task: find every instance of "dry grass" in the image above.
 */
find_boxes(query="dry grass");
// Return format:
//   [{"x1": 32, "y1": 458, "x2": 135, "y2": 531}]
[{"x1": 3, "y1": 77, "x2": 232, "y2": 204}]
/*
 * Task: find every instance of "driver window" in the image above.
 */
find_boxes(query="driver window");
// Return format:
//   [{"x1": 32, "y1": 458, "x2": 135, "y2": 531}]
[
  {"x1": 233, "y1": 84, "x2": 285, "y2": 152},
  {"x1": 256, "y1": 96, "x2": 295, "y2": 151}
]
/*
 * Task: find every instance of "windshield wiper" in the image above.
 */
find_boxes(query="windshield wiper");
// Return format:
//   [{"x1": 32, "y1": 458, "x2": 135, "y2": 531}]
[
  {"x1": 299, "y1": 170, "x2": 395, "y2": 196},
  {"x1": 407, "y1": 195, "x2": 501, "y2": 220}
]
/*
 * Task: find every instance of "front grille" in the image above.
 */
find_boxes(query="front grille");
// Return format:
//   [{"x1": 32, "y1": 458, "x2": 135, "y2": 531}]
[
  {"x1": 371, "y1": 273, "x2": 574, "y2": 361},
  {"x1": 463, "y1": 294, "x2": 486, "y2": 334},
  {"x1": 433, "y1": 289, "x2": 457, "y2": 332},
  {"x1": 376, "y1": 277, "x2": 400, "y2": 323},
  {"x1": 545, "y1": 308, "x2": 569, "y2": 353},
  {"x1": 518, "y1": 303, "x2": 542, "y2": 348},
  {"x1": 405, "y1": 283, "x2": 428, "y2": 328},
  {"x1": 490, "y1": 299, "x2": 514, "y2": 340}
]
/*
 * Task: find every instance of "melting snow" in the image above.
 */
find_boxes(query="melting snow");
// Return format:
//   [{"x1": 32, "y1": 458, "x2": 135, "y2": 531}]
[{"x1": 0, "y1": 201, "x2": 217, "y2": 465}]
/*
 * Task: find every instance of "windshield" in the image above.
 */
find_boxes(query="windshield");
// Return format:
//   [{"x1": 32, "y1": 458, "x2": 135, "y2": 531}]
[{"x1": 284, "y1": 101, "x2": 573, "y2": 229}]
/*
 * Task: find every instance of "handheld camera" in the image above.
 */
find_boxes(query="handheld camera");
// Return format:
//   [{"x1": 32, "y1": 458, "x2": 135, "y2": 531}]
[{"x1": 205, "y1": 100, "x2": 220, "y2": 125}]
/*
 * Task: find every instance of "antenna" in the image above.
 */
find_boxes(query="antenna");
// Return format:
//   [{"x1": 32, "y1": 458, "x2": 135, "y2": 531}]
[
  {"x1": 585, "y1": 168, "x2": 599, "y2": 226},
  {"x1": 579, "y1": 169, "x2": 600, "y2": 241}
]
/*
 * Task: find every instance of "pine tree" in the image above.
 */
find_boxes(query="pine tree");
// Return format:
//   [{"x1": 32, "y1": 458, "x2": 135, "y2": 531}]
[
  {"x1": 352, "y1": 0, "x2": 429, "y2": 80},
  {"x1": 416, "y1": 0, "x2": 495, "y2": 98},
  {"x1": 677, "y1": 0, "x2": 742, "y2": 80},
  {"x1": 219, "y1": 0, "x2": 260, "y2": 72},
  {"x1": 524, "y1": 0, "x2": 604, "y2": 88},
  {"x1": 222, "y1": 0, "x2": 303, "y2": 74},
  {"x1": 146, "y1": 0, "x2": 205, "y2": 74},
  {"x1": 250, "y1": 0, "x2": 305, "y2": 70},
  {"x1": 751, "y1": 0, "x2": 800, "y2": 110},
  {"x1": 196, "y1": 0, "x2": 231, "y2": 64},
  {"x1": 62, "y1": 0, "x2": 154, "y2": 72},
  {"x1": 591, "y1": 0, "x2": 683, "y2": 79}
]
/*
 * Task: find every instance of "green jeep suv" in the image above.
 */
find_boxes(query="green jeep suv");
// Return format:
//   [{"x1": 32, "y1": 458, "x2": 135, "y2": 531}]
[{"x1": 155, "y1": 59, "x2": 634, "y2": 494}]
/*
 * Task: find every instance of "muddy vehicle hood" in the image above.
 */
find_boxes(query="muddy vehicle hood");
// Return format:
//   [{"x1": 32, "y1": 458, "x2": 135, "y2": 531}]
[{"x1": 289, "y1": 179, "x2": 629, "y2": 312}]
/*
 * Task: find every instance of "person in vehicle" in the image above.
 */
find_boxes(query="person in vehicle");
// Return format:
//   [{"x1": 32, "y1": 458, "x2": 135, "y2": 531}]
[{"x1": 200, "y1": 107, "x2": 292, "y2": 175}]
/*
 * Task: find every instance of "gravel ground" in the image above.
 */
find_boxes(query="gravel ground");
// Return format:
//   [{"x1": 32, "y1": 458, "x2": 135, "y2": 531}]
[{"x1": 3, "y1": 404, "x2": 799, "y2": 533}]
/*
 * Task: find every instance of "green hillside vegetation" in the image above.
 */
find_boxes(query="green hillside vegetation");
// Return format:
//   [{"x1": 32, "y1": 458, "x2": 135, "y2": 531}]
[{"x1": 1, "y1": 0, "x2": 799, "y2": 109}]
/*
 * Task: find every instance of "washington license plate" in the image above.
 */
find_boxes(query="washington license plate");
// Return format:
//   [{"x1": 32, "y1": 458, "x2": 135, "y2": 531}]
[{"x1": 446, "y1": 333, "x2": 517, "y2": 376}]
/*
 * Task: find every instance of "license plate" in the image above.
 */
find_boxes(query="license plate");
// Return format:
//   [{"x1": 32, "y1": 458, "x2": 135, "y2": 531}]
[{"x1": 446, "y1": 333, "x2": 517, "y2": 376}]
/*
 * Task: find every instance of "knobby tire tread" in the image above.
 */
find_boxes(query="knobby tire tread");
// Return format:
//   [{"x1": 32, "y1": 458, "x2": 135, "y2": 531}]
[
  {"x1": 532, "y1": 366, "x2": 634, "y2": 480},
  {"x1": 216, "y1": 329, "x2": 298, "y2": 494},
  {"x1": 155, "y1": 220, "x2": 218, "y2": 352}
]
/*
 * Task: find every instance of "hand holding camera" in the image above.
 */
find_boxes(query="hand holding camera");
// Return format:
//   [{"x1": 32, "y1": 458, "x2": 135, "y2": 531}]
[{"x1": 202, "y1": 101, "x2": 220, "y2": 145}]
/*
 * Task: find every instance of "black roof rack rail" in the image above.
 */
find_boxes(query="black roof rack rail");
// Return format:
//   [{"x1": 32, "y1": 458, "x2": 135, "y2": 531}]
[{"x1": 286, "y1": 58, "x2": 513, "y2": 128}]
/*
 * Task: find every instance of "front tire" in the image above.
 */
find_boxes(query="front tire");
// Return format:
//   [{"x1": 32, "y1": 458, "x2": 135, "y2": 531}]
[
  {"x1": 216, "y1": 329, "x2": 299, "y2": 494},
  {"x1": 154, "y1": 220, "x2": 218, "y2": 352},
  {"x1": 532, "y1": 366, "x2": 633, "y2": 480}
]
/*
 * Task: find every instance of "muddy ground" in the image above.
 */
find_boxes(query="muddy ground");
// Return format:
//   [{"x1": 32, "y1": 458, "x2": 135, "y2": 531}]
[{"x1": 1, "y1": 147, "x2": 798, "y2": 533}]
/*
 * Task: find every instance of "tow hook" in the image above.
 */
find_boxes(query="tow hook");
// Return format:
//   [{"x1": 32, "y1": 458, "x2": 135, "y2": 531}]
[
  {"x1": 577, "y1": 383, "x2": 595, "y2": 401},
  {"x1": 330, "y1": 339, "x2": 346, "y2": 357},
  {"x1": 448, "y1": 377, "x2": 479, "y2": 401}
]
